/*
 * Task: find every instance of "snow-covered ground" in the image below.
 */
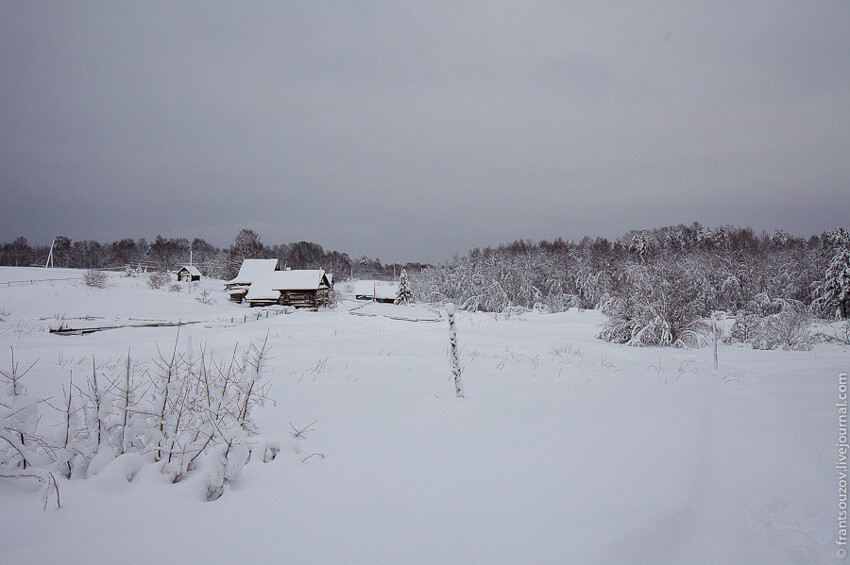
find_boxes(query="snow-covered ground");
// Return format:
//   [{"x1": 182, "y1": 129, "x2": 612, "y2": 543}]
[{"x1": 0, "y1": 266, "x2": 846, "y2": 564}]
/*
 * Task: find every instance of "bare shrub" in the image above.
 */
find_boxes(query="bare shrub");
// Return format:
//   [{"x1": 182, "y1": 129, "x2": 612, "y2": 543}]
[
  {"x1": 168, "y1": 282, "x2": 182, "y2": 292},
  {"x1": 83, "y1": 270, "x2": 108, "y2": 288},
  {"x1": 147, "y1": 272, "x2": 169, "y2": 289},
  {"x1": 195, "y1": 289, "x2": 215, "y2": 304}
]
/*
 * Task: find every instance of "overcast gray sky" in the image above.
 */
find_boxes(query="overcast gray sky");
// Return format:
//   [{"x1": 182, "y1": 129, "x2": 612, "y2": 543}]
[{"x1": 1, "y1": 1, "x2": 848, "y2": 263}]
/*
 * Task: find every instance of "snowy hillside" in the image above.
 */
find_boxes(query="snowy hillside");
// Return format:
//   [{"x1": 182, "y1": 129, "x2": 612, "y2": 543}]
[{"x1": 0, "y1": 267, "x2": 846, "y2": 564}]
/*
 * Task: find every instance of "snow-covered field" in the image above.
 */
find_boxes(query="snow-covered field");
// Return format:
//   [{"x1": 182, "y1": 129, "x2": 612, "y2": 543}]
[{"x1": 0, "y1": 266, "x2": 846, "y2": 564}]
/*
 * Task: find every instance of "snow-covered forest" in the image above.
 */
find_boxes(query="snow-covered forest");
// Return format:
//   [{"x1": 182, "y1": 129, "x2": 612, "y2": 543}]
[{"x1": 412, "y1": 224, "x2": 850, "y2": 348}]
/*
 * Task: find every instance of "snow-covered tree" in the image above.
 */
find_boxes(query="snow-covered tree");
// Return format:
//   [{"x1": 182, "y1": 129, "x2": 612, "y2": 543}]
[
  {"x1": 395, "y1": 269, "x2": 413, "y2": 305},
  {"x1": 598, "y1": 259, "x2": 709, "y2": 347},
  {"x1": 227, "y1": 229, "x2": 268, "y2": 279},
  {"x1": 816, "y1": 246, "x2": 850, "y2": 319},
  {"x1": 628, "y1": 231, "x2": 653, "y2": 261}
]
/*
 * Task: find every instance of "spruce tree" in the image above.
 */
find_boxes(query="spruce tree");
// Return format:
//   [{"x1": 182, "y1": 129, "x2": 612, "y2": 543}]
[{"x1": 395, "y1": 269, "x2": 413, "y2": 305}]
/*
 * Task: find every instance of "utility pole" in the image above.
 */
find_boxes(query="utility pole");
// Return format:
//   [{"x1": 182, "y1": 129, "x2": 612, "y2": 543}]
[
  {"x1": 188, "y1": 241, "x2": 193, "y2": 294},
  {"x1": 45, "y1": 238, "x2": 55, "y2": 268}
]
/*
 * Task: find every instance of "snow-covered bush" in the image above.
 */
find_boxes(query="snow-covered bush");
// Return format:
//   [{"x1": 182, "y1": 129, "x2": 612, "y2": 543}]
[
  {"x1": 729, "y1": 313, "x2": 761, "y2": 344},
  {"x1": 147, "y1": 271, "x2": 168, "y2": 289},
  {"x1": 0, "y1": 333, "x2": 276, "y2": 507},
  {"x1": 195, "y1": 289, "x2": 215, "y2": 304},
  {"x1": 750, "y1": 302, "x2": 813, "y2": 351},
  {"x1": 729, "y1": 294, "x2": 814, "y2": 350},
  {"x1": 824, "y1": 320, "x2": 850, "y2": 345},
  {"x1": 598, "y1": 260, "x2": 709, "y2": 347},
  {"x1": 83, "y1": 269, "x2": 108, "y2": 288}
]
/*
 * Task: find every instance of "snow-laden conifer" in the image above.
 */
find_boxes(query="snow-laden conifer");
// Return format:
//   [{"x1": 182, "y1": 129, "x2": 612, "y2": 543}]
[{"x1": 395, "y1": 269, "x2": 413, "y2": 305}]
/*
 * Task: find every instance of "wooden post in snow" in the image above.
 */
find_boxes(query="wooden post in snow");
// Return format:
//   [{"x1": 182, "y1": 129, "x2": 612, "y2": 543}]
[{"x1": 447, "y1": 303, "x2": 464, "y2": 398}]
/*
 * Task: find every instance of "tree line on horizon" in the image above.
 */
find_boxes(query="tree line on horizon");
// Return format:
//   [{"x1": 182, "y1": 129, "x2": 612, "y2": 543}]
[{"x1": 0, "y1": 229, "x2": 430, "y2": 281}]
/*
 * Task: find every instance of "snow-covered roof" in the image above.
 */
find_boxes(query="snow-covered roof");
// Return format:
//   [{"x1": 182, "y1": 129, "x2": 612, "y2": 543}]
[
  {"x1": 227, "y1": 259, "x2": 280, "y2": 285},
  {"x1": 246, "y1": 270, "x2": 330, "y2": 301},
  {"x1": 245, "y1": 285, "x2": 281, "y2": 301},
  {"x1": 176, "y1": 265, "x2": 202, "y2": 276},
  {"x1": 374, "y1": 285, "x2": 399, "y2": 300},
  {"x1": 353, "y1": 281, "x2": 398, "y2": 300}
]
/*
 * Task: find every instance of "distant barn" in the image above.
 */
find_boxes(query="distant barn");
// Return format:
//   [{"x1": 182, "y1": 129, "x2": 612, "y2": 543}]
[
  {"x1": 354, "y1": 281, "x2": 399, "y2": 304},
  {"x1": 224, "y1": 259, "x2": 280, "y2": 303},
  {"x1": 246, "y1": 269, "x2": 333, "y2": 309},
  {"x1": 175, "y1": 265, "x2": 201, "y2": 282}
]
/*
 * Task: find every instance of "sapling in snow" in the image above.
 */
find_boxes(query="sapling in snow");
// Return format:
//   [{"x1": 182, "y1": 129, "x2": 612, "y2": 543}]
[
  {"x1": 111, "y1": 349, "x2": 146, "y2": 455},
  {"x1": 0, "y1": 350, "x2": 60, "y2": 509},
  {"x1": 0, "y1": 330, "x2": 279, "y2": 507},
  {"x1": 155, "y1": 326, "x2": 182, "y2": 462},
  {"x1": 206, "y1": 332, "x2": 271, "y2": 501},
  {"x1": 0, "y1": 347, "x2": 40, "y2": 470},
  {"x1": 82, "y1": 354, "x2": 122, "y2": 477}
]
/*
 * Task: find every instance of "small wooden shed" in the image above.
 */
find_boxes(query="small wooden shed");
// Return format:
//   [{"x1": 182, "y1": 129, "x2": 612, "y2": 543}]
[{"x1": 175, "y1": 265, "x2": 202, "y2": 282}]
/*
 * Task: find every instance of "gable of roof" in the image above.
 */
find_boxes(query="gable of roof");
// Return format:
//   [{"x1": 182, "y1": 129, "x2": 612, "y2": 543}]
[{"x1": 177, "y1": 265, "x2": 202, "y2": 276}]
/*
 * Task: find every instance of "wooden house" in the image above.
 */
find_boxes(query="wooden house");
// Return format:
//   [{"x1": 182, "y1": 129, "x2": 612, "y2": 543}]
[
  {"x1": 224, "y1": 258, "x2": 280, "y2": 303},
  {"x1": 175, "y1": 265, "x2": 201, "y2": 282},
  {"x1": 246, "y1": 269, "x2": 333, "y2": 309}
]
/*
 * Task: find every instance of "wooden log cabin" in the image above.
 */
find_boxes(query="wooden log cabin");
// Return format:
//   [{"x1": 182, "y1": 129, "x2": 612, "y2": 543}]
[
  {"x1": 224, "y1": 259, "x2": 281, "y2": 303},
  {"x1": 245, "y1": 269, "x2": 333, "y2": 309}
]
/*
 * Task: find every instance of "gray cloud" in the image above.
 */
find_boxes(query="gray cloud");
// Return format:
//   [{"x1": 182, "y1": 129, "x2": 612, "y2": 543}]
[{"x1": 2, "y1": 1, "x2": 848, "y2": 262}]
